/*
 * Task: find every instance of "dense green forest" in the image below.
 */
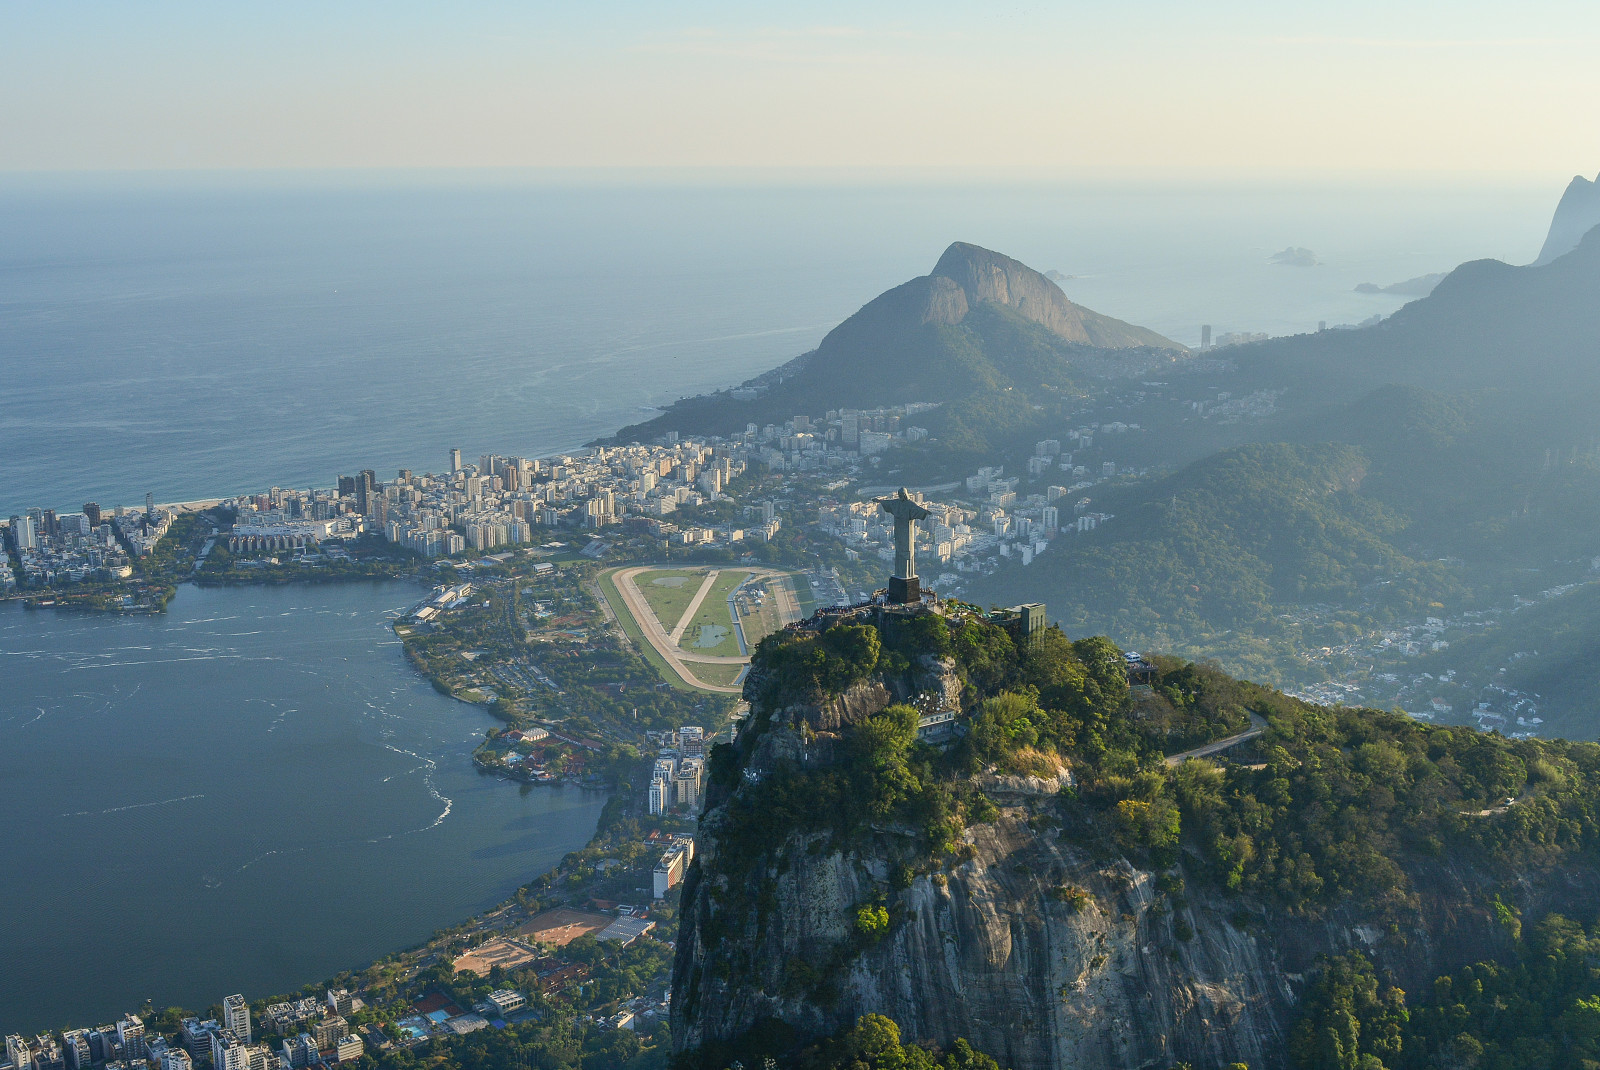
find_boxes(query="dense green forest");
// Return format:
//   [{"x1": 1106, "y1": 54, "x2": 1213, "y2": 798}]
[
  {"x1": 683, "y1": 604, "x2": 1600, "y2": 1067},
  {"x1": 964, "y1": 235, "x2": 1600, "y2": 697},
  {"x1": 728, "y1": 610, "x2": 1600, "y2": 915},
  {"x1": 970, "y1": 379, "x2": 1600, "y2": 690},
  {"x1": 977, "y1": 439, "x2": 1464, "y2": 678},
  {"x1": 1294, "y1": 910, "x2": 1600, "y2": 1070}
]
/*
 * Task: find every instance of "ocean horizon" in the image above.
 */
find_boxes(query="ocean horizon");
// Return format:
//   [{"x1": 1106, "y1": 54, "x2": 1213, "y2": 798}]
[{"x1": 1, "y1": 172, "x2": 1556, "y2": 519}]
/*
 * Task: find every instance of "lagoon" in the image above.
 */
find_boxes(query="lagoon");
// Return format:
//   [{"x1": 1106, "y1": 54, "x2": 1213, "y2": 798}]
[{"x1": 0, "y1": 582, "x2": 607, "y2": 1034}]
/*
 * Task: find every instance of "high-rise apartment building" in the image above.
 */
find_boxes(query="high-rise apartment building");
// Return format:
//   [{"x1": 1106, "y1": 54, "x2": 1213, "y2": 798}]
[
  {"x1": 314, "y1": 1016, "x2": 349, "y2": 1052},
  {"x1": 223, "y1": 994, "x2": 251, "y2": 1044},
  {"x1": 86, "y1": 1028, "x2": 115, "y2": 1063},
  {"x1": 674, "y1": 759, "x2": 703, "y2": 810},
  {"x1": 179, "y1": 1019, "x2": 216, "y2": 1060},
  {"x1": 210, "y1": 1031, "x2": 247, "y2": 1070},
  {"x1": 648, "y1": 777, "x2": 671, "y2": 816},
  {"x1": 7, "y1": 1034, "x2": 32, "y2": 1070},
  {"x1": 61, "y1": 1031, "x2": 90, "y2": 1070},
  {"x1": 117, "y1": 1017, "x2": 146, "y2": 1061},
  {"x1": 449, "y1": 448, "x2": 463, "y2": 473},
  {"x1": 11, "y1": 515, "x2": 36, "y2": 550},
  {"x1": 159, "y1": 1049, "x2": 194, "y2": 1070},
  {"x1": 356, "y1": 470, "x2": 377, "y2": 516},
  {"x1": 31, "y1": 1035, "x2": 62, "y2": 1070},
  {"x1": 283, "y1": 1035, "x2": 317, "y2": 1069}
]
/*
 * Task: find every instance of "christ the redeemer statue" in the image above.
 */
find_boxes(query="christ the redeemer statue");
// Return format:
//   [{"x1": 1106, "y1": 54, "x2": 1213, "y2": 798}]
[{"x1": 878, "y1": 487, "x2": 930, "y2": 603}]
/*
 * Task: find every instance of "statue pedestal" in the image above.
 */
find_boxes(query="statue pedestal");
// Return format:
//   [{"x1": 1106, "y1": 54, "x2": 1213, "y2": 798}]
[{"x1": 887, "y1": 576, "x2": 921, "y2": 604}]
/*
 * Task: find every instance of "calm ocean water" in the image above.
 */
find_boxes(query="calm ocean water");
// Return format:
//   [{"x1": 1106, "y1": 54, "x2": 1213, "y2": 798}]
[
  {"x1": 0, "y1": 174, "x2": 1556, "y2": 517},
  {"x1": 0, "y1": 174, "x2": 1562, "y2": 1032},
  {"x1": 0, "y1": 583, "x2": 608, "y2": 1034}
]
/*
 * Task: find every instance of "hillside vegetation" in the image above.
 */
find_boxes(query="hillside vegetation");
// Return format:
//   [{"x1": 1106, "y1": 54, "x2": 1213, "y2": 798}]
[
  {"x1": 676, "y1": 606, "x2": 1600, "y2": 1067},
  {"x1": 978, "y1": 440, "x2": 1463, "y2": 678},
  {"x1": 729, "y1": 611, "x2": 1600, "y2": 915}
]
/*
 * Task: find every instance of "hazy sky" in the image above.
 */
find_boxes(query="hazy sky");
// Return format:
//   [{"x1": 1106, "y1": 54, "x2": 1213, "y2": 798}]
[{"x1": 3, "y1": 1, "x2": 1598, "y2": 175}]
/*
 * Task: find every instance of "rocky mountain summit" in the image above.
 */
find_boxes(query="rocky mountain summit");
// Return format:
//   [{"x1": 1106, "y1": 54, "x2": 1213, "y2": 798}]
[
  {"x1": 922, "y1": 242, "x2": 1178, "y2": 349},
  {"x1": 610, "y1": 243, "x2": 1180, "y2": 442},
  {"x1": 1534, "y1": 171, "x2": 1600, "y2": 266},
  {"x1": 670, "y1": 598, "x2": 1600, "y2": 1069}
]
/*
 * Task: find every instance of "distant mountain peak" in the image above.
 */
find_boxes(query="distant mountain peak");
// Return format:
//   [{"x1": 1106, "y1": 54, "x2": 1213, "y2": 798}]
[
  {"x1": 606, "y1": 242, "x2": 1183, "y2": 444},
  {"x1": 1534, "y1": 171, "x2": 1600, "y2": 266},
  {"x1": 926, "y1": 241, "x2": 1180, "y2": 350}
]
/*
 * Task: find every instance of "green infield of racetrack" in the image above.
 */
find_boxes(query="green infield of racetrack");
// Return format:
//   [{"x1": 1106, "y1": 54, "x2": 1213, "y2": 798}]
[
  {"x1": 678, "y1": 570, "x2": 750, "y2": 657},
  {"x1": 692, "y1": 662, "x2": 748, "y2": 689},
  {"x1": 596, "y1": 569, "x2": 712, "y2": 694},
  {"x1": 633, "y1": 569, "x2": 708, "y2": 633}
]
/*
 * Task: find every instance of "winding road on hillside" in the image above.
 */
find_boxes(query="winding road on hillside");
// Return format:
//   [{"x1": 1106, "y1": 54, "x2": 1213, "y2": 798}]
[{"x1": 1165, "y1": 713, "x2": 1269, "y2": 767}]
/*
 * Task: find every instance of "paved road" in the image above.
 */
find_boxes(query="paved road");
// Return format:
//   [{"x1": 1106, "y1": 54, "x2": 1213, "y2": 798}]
[
  {"x1": 1462, "y1": 793, "x2": 1530, "y2": 817},
  {"x1": 1165, "y1": 713, "x2": 1268, "y2": 767}
]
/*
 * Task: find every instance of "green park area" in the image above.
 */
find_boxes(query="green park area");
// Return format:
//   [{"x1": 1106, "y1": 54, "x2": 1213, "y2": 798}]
[
  {"x1": 678, "y1": 570, "x2": 750, "y2": 657},
  {"x1": 596, "y1": 569, "x2": 702, "y2": 693},
  {"x1": 691, "y1": 662, "x2": 748, "y2": 689},
  {"x1": 634, "y1": 569, "x2": 706, "y2": 632}
]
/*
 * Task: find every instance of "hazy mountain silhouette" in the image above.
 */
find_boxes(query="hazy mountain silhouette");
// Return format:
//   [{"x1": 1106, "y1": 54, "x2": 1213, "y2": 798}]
[
  {"x1": 1229, "y1": 223, "x2": 1600, "y2": 411},
  {"x1": 612, "y1": 242, "x2": 1180, "y2": 441},
  {"x1": 1534, "y1": 171, "x2": 1600, "y2": 265}
]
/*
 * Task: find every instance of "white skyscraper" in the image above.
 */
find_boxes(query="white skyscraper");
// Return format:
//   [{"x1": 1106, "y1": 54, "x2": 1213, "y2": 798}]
[
  {"x1": 117, "y1": 1018, "x2": 147, "y2": 1061},
  {"x1": 211, "y1": 1032, "x2": 247, "y2": 1070},
  {"x1": 223, "y1": 994, "x2": 251, "y2": 1045},
  {"x1": 160, "y1": 1049, "x2": 194, "y2": 1070}
]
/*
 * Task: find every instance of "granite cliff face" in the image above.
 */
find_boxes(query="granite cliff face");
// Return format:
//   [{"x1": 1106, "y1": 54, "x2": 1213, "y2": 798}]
[
  {"x1": 670, "y1": 661, "x2": 1597, "y2": 1070},
  {"x1": 928, "y1": 242, "x2": 1171, "y2": 349}
]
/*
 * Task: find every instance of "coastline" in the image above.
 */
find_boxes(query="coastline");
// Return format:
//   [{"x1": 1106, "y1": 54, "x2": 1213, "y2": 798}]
[
  {"x1": 3, "y1": 540, "x2": 720, "y2": 1039},
  {"x1": 0, "y1": 583, "x2": 623, "y2": 1036}
]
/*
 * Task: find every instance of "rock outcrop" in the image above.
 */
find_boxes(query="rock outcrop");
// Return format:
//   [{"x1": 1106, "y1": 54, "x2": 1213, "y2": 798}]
[
  {"x1": 671, "y1": 664, "x2": 1600, "y2": 1070},
  {"x1": 607, "y1": 242, "x2": 1184, "y2": 443},
  {"x1": 1534, "y1": 171, "x2": 1600, "y2": 266},
  {"x1": 674, "y1": 765, "x2": 1587, "y2": 1069},
  {"x1": 927, "y1": 243, "x2": 1177, "y2": 350}
]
